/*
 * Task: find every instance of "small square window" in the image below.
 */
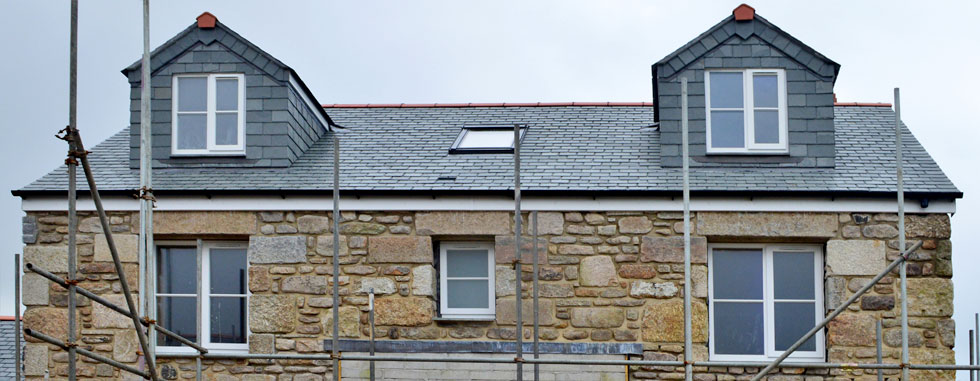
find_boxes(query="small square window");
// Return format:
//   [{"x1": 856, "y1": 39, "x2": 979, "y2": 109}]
[
  {"x1": 706, "y1": 69, "x2": 787, "y2": 154},
  {"x1": 449, "y1": 125, "x2": 527, "y2": 154},
  {"x1": 439, "y1": 242, "x2": 495, "y2": 318},
  {"x1": 172, "y1": 74, "x2": 246, "y2": 156}
]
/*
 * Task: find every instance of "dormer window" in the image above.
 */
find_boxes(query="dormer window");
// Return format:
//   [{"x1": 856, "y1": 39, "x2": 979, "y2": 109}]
[
  {"x1": 449, "y1": 125, "x2": 528, "y2": 154},
  {"x1": 705, "y1": 69, "x2": 787, "y2": 154},
  {"x1": 172, "y1": 74, "x2": 245, "y2": 155}
]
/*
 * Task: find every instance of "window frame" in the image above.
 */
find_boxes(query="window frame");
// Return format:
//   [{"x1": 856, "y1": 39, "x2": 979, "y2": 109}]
[
  {"x1": 449, "y1": 125, "x2": 528, "y2": 154},
  {"x1": 438, "y1": 241, "x2": 496, "y2": 319},
  {"x1": 155, "y1": 240, "x2": 250, "y2": 355},
  {"x1": 707, "y1": 243, "x2": 824, "y2": 362},
  {"x1": 705, "y1": 69, "x2": 788, "y2": 154},
  {"x1": 171, "y1": 73, "x2": 246, "y2": 156}
]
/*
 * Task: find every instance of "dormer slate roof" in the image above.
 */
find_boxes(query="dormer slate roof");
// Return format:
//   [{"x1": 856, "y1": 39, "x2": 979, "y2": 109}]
[
  {"x1": 13, "y1": 105, "x2": 961, "y2": 198},
  {"x1": 654, "y1": 11, "x2": 839, "y2": 82},
  {"x1": 121, "y1": 19, "x2": 335, "y2": 129}
]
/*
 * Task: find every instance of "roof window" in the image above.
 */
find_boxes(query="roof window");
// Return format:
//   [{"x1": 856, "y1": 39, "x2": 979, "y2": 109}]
[{"x1": 449, "y1": 125, "x2": 527, "y2": 154}]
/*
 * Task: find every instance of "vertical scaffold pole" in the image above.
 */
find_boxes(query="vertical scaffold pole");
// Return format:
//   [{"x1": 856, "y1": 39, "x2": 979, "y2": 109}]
[
  {"x1": 15, "y1": 253, "x2": 22, "y2": 381},
  {"x1": 138, "y1": 0, "x2": 157, "y2": 367},
  {"x1": 974, "y1": 313, "x2": 979, "y2": 380},
  {"x1": 67, "y1": 1, "x2": 79, "y2": 379},
  {"x1": 970, "y1": 329, "x2": 975, "y2": 381},
  {"x1": 332, "y1": 135, "x2": 341, "y2": 381},
  {"x1": 196, "y1": 239, "x2": 203, "y2": 381},
  {"x1": 532, "y1": 211, "x2": 540, "y2": 381},
  {"x1": 514, "y1": 123, "x2": 524, "y2": 381},
  {"x1": 681, "y1": 77, "x2": 692, "y2": 381},
  {"x1": 895, "y1": 88, "x2": 908, "y2": 381},
  {"x1": 877, "y1": 320, "x2": 884, "y2": 381}
]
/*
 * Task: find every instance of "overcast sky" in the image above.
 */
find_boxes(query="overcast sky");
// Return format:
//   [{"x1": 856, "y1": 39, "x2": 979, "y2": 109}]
[{"x1": 1, "y1": 0, "x2": 977, "y2": 374}]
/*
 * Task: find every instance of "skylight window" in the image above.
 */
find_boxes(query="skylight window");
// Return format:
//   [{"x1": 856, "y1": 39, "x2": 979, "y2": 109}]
[{"x1": 450, "y1": 125, "x2": 528, "y2": 154}]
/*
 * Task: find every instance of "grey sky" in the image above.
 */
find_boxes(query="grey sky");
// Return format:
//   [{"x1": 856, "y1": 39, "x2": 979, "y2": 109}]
[{"x1": 1, "y1": 0, "x2": 977, "y2": 374}]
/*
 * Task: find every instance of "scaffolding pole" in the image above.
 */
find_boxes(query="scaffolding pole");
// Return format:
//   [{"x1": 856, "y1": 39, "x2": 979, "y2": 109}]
[
  {"x1": 14, "y1": 254, "x2": 21, "y2": 381},
  {"x1": 138, "y1": 0, "x2": 157, "y2": 368},
  {"x1": 332, "y1": 135, "x2": 341, "y2": 381},
  {"x1": 514, "y1": 122, "x2": 524, "y2": 381},
  {"x1": 66, "y1": 0, "x2": 79, "y2": 379},
  {"x1": 154, "y1": 351, "x2": 980, "y2": 371},
  {"x1": 876, "y1": 320, "x2": 883, "y2": 381},
  {"x1": 895, "y1": 87, "x2": 909, "y2": 381},
  {"x1": 680, "y1": 76, "x2": 693, "y2": 381},
  {"x1": 532, "y1": 210, "x2": 540, "y2": 381}
]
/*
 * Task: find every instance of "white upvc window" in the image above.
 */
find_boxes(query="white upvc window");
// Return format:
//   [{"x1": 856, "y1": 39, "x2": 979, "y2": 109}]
[
  {"x1": 439, "y1": 242, "x2": 495, "y2": 318},
  {"x1": 172, "y1": 73, "x2": 246, "y2": 155},
  {"x1": 705, "y1": 69, "x2": 788, "y2": 153},
  {"x1": 708, "y1": 243, "x2": 824, "y2": 362},
  {"x1": 156, "y1": 241, "x2": 249, "y2": 354}
]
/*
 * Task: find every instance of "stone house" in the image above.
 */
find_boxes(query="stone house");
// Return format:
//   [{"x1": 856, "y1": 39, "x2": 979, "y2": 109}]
[{"x1": 13, "y1": 4, "x2": 961, "y2": 381}]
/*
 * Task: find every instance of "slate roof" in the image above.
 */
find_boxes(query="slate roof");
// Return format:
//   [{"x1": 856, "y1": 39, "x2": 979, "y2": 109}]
[
  {"x1": 0, "y1": 318, "x2": 22, "y2": 379},
  {"x1": 14, "y1": 105, "x2": 960, "y2": 198}
]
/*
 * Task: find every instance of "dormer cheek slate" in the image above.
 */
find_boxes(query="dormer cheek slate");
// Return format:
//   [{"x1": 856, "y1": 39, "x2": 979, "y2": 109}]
[{"x1": 122, "y1": 17, "x2": 332, "y2": 169}]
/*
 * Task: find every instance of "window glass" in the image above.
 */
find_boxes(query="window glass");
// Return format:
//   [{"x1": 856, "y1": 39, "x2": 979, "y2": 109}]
[
  {"x1": 773, "y1": 251, "x2": 815, "y2": 300},
  {"x1": 210, "y1": 248, "x2": 247, "y2": 294},
  {"x1": 215, "y1": 114, "x2": 238, "y2": 146},
  {"x1": 753, "y1": 110, "x2": 780, "y2": 144},
  {"x1": 753, "y1": 74, "x2": 779, "y2": 108},
  {"x1": 210, "y1": 297, "x2": 247, "y2": 343},
  {"x1": 177, "y1": 114, "x2": 207, "y2": 150},
  {"x1": 446, "y1": 280, "x2": 490, "y2": 309},
  {"x1": 710, "y1": 111, "x2": 745, "y2": 148},
  {"x1": 774, "y1": 302, "x2": 817, "y2": 351},
  {"x1": 709, "y1": 72, "x2": 744, "y2": 108},
  {"x1": 457, "y1": 130, "x2": 514, "y2": 149},
  {"x1": 157, "y1": 296, "x2": 197, "y2": 346},
  {"x1": 215, "y1": 78, "x2": 238, "y2": 111},
  {"x1": 446, "y1": 250, "x2": 489, "y2": 278},
  {"x1": 712, "y1": 249, "x2": 763, "y2": 300},
  {"x1": 177, "y1": 77, "x2": 207, "y2": 112},
  {"x1": 157, "y1": 247, "x2": 197, "y2": 294},
  {"x1": 713, "y1": 302, "x2": 765, "y2": 355}
]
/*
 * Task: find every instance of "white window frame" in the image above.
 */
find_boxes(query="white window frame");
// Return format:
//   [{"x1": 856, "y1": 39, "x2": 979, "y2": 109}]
[
  {"x1": 171, "y1": 73, "x2": 246, "y2": 155},
  {"x1": 155, "y1": 240, "x2": 250, "y2": 355},
  {"x1": 705, "y1": 69, "x2": 788, "y2": 154},
  {"x1": 438, "y1": 241, "x2": 496, "y2": 318},
  {"x1": 707, "y1": 243, "x2": 824, "y2": 362}
]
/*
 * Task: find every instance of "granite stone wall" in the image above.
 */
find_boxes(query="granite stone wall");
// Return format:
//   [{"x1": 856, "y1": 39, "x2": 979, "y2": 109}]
[{"x1": 19, "y1": 210, "x2": 954, "y2": 380}]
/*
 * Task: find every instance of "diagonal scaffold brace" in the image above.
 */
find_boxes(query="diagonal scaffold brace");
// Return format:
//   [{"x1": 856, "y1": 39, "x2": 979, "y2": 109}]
[{"x1": 55, "y1": 126, "x2": 160, "y2": 380}]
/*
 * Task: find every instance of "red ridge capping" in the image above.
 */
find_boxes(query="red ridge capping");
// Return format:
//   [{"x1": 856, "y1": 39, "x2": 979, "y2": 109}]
[
  {"x1": 197, "y1": 12, "x2": 217, "y2": 29},
  {"x1": 733, "y1": 4, "x2": 755, "y2": 21},
  {"x1": 0, "y1": 315, "x2": 20, "y2": 321},
  {"x1": 321, "y1": 102, "x2": 655, "y2": 108},
  {"x1": 834, "y1": 102, "x2": 892, "y2": 107}
]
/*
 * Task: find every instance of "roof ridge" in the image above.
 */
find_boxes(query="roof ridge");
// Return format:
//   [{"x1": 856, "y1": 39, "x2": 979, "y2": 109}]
[
  {"x1": 321, "y1": 101, "x2": 889, "y2": 108},
  {"x1": 321, "y1": 102, "x2": 654, "y2": 108}
]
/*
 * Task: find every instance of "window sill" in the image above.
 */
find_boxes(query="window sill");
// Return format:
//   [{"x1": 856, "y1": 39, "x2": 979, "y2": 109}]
[
  {"x1": 433, "y1": 316, "x2": 496, "y2": 322},
  {"x1": 169, "y1": 152, "x2": 247, "y2": 157},
  {"x1": 156, "y1": 348, "x2": 249, "y2": 357}
]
